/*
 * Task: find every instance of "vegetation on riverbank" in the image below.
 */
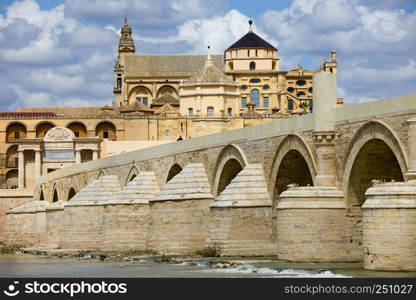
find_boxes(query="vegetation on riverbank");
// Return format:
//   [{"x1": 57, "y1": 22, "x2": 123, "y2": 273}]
[{"x1": 0, "y1": 242, "x2": 21, "y2": 254}]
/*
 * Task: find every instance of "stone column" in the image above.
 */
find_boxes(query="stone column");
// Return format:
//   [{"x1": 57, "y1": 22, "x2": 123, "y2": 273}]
[
  {"x1": 18, "y1": 149, "x2": 25, "y2": 189},
  {"x1": 312, "y1": 72, "x2": 337, "y2": 186},
  {"x1": 35, "y1": 150, "x2": 42, "y2": 180},
  {"x1": 75, "y1": 150, "x2": 81, "y2": 164},
  {"x1": 92, "y1": 150, "x2": 99, "y2": 160},
  {"x1": 406, "y1": 117, "x2": 416, "y2": 181}
]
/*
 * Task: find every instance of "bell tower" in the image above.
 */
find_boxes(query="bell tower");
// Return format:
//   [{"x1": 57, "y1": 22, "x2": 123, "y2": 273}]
[{"x1": 113, "y1": 17, "x2": 136, "y2": 107}]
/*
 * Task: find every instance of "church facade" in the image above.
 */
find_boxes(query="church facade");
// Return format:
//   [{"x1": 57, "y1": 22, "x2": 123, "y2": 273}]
[{"x1": 0, "y1": 19, "x2": 340, "y2": 189}]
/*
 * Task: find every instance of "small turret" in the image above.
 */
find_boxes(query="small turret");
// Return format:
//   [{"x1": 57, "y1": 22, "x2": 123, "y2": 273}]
[{"x1": 322, "y1": 50, "x2": 337, "y2": 75}]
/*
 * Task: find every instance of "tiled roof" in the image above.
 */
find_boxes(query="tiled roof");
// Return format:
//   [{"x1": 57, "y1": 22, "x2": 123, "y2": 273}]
[
  {"x1": 226, "y1": 32, "x2": 277, "y2": 50},
  {"x1": 120, "y1": 101, "x2": 154, "y2": 113},
  {"x1": 151, "y1": 94, "x2": 180, "y2": 106},
  {"x1": 125, "y1": 54, "x2": 224, "y2": 77},
  {"x1": 184, "y1": 56, "x2": 235, "y2": 85}
]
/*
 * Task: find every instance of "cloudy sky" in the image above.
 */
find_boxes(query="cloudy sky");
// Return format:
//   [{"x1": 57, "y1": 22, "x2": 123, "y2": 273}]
[{"x1": 0, "y1": 0, "x2": 415, "y2": 111}]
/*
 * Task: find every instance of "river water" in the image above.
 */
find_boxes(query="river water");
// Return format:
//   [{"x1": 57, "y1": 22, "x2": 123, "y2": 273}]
[{"x1": 0, "y1": 255, "x2": 415, "y2": 278}]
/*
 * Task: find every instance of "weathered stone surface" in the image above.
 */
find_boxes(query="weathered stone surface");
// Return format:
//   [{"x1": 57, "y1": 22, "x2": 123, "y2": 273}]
[
  {"x1": 363, "y1": 182, "x2": 416, "y2": 271},
  {"x1": 4, "y1": 201, "x2": 47, "y2": 247},
  {"x1": 276, "y1": 187, "x2": 351, "y2": 261},
  {"x1": 101, "y1": 172, "x2": 159, "y2": 251},
  {"x1": 45, "y1": 201, "x2": 64, "y2": 248},
  {"x1": 60, "y1": 176, "x2": 121, "y2": 250},
  {"x1": 149, "y1": 163, "x2": 214, "y2": 255}
]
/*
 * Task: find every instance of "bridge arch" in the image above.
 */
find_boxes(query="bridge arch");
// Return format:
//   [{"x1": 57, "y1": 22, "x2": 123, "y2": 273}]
[
  {"x1": 166, "y1": 163, "x2": 183, "y2": 183},
  {"x1": 212, "y1": 144, "x2": 248, "y2": 196},
  {"x1": 343, "y1": 120, "x2": 407, "y2": 207},
  {"x1": 97, "y1": 170, "x2": 106, "y2": 179},
  {"x1": 269, "y1": 134, "x2": 316, "y2": 199},
  {"x1": 52, "y1": 184, "x2": 59, "y2": 203},
  {"x1": 67, "y1": 187, "x2": 77, "y2": 201},
  {"x1": 126, "y1": 165, "x2": 139, "y2": 184}
]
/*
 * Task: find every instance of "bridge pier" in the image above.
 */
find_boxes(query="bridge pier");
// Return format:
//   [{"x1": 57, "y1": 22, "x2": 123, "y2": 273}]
[{"x1": 276, "y1": 72, "x2": 352, "y2": 262}]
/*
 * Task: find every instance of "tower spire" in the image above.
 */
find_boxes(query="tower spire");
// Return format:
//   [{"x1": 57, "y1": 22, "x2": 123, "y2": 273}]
[{"x1": 248, "y1": 19, "x2": 253, "y2": 32}]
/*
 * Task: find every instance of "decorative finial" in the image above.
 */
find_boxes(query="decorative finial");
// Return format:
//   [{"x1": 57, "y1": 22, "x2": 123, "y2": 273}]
[
  {"x1": 124, "y1": 14, "x2": 128, "y2": 25},
  {"x1": 206, "y1": 44, "x2": 213, "y2": 66},
  {"x1": 249, "y1": 19, "x2": 253, "y2": 32}
]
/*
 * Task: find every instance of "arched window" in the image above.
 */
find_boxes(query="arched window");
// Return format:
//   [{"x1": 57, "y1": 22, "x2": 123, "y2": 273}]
[
  {"x1": 227, "y1": 108, "x2": 232, "y2": 116},
  {"x1": 207, "y1": 106, "x2": 214, "y2": 116},
  {"x1": 67, "y1": 122, "x2": 87, "y2": 138},
  {"x1": 250, "y1": 89, "x2": 260, "y2": 108},
  {"x1": 241, "y1": 97, "x2": 247, "y2": 108},
  {"x1": 96, "y1": 122, "x2": 116, "y2": 140},
  {"x1": 296, "y1": 80, "x2": 306, "y2": 86},
  {"x1": 287, "y1": 87, "x2": 295, "y2": 93},
  {"x1": 68, "y1": 188, "x2": 76, "y2": 201},
  {"x1": 6, "y1": 123, "x2": 27, "y2": 143},
  {"x1": 249, "y1": 62, "x2": 256, "y2": 71},
  {"x1": 249, "y1": 78, "x2": 261, "y2": 84},
  {"x1": 36, "y1": 122, "x2": 55, "y2": 138},
  {"x1": 288, "y1": 99, "x2": 294, "y2": 111},
  {"x1": 228, "y1": 62, "x2": 234, "y2": 71},
  {"x1": 297, "y1": 91, "x2": 306, "y2": 97}
]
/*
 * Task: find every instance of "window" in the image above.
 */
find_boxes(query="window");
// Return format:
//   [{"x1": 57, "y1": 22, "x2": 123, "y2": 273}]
[
  {"x1": 309, "y1": 100, "x2": 313, "y2": 113},
  {"x1": 308, "y1": 87, "x2": 313, "y2": 93},
  {"x1": 288, "y1": 99, "x2": 294, "y2": 111},
  {"x1": 297, "y1": 91, "x2": 306, "y2": 97},
  {"x1": 255, "y1": 49, "x2": 258, "y2": 56},
  {"x1": 250, "y1": 78, "x2": 261, "y2": 84},
  {"x1": 263, "y1": 85, "x2": 270, "y2": 91},
  {"x1": 296, "y1": 80, "x2": 306, "y2": 86},
  {"x1": 228, "y1": 62, "x2": 234, "y2": 71},
  {"x1": 207, "y1": 106, "x2": 214, "y2": 116},
  {"x1": 136, "y1": 97, "x2": 148, "y2": 106},
  {"x1": 15, "y1": 157, "x2": 18, "y2": 167},
  {"x1": 287, "y1": 87, "x2": 295, "y2": 93},
  {"x1": 263, "y1": 96, "x2": 269, "y2": 108},
  {"x1": 74, "y1": 131, "x2": 80, "y2": 138},
  {"x1": 249, "y1": 62, "x2": 256, "y2": 71},
  {"x1": 165, "y1": 130, "x2": 170, "y2": 137},
  {"x1": 250, "y1": 89, "x2": 260, "y2": 108},
  {"x1": 117, "y1": 77, "x2": 122, "y2": 89},
  {"x1": 227, "y1": 108, "x2": 232, "y2": 116},
  {"x1": 103, "y1": 131, "x2": 109, "y2": 139},
  {"x1": 247, "y1": 50, "x2": 250, "y2": 57},
  {"x1": 241, "y1": 85, "x2": 248, "y2": 92},
  {"x1": 14, "y1": 132, "x2": 19, "y2": 139},
  {"x1": 188, "y1": 107, "x2": 193, "y2": 116},
  {"x1": 180, "y1": 123, "x2": 183, "y2": 132},
  {"x1": 241, "y1": 97, "x2": 247, "y2": 108}
]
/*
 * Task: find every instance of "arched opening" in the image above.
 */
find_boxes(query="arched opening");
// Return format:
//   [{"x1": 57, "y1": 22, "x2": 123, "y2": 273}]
[
  {"x1": 5, "y1": 169, "x2": 18, "y2": 188},
  {"x1": 274, "y1": 150, "x2": 313, "y2": 197},
  {"x1": 272, "y1": 61, "x2": 276, "y2": 70},
  {"x1": 6, "y1": 123, "x2": 27, "y2": 143},
  {"x1": 287, "y1": 99, "x2": 294, "y2": 111},
  {"x1": 67, "y1": 188, "x2": 76, "y2": 201},
  {"x1": 156, "y1": 85, "x2": 178, "y2": 99},
  {"x1": 167, "y1": 164, "x2": 182, "y2": 182},
  {"x1": 81, "y1": 149, "x2": 93, "y2": 162},
  {"x1": 347, "y1": 139, "x2": 403, "y2": 207},
  {"x1": 207, "y1": 106, "x2": 214, "y2": 116},
  {"x1": 129, "y1": 85, "x2": 152, "y2": 106},
  {"x1": 6, "y1": 145, "x2": 18, "y2": 168},
  {"x1": 228, "y1": 62, "x2": 234, "y2": 71},
  {"x1": 249, "y1": 61, "x2": 256, "y2": 70},
  {"x1": 217, "y1": 158, "x2": 243, "y2": 195},
  {"x1": 53, "y1": 189, "x2": 59, "y2": 203},
  {"x1": 129, "y1": 174, "x2": 137, "y2": 182},
  {"x1": 250, "y1": 89, "x2": 260, "y2": 108},
  {"x1": 36, "y1": 122, "x2": 55, "y2": 138},
  {"x1": 95, "y1": 122, "x2": 116, "y2": 140},
  {"x1": 346, "y1": 138, "x2": 404, "y2": 256},
  {"x1": 39, "y1": 190, "x2": 44, "y2": 201},
  {"x1": 67, "y1": 122, "x2": 87, "y2": 138}
]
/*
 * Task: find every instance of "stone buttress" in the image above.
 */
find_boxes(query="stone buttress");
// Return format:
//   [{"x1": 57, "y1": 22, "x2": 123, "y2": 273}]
[
  {"x1": 209, "y1": 164, "x2": 276, "y2": 256},
  {"x1": 4, "y1": 201, "x2": 47, "y2": 247},
  {"x1": 148, "y1": 163, "x2": 214, "y2": 255},
  {"x1": 101, "y1": 171, "x2": 159, "y2": 251},
  {"x1": 60, "y1": 175, "x2": 121, "y2": 250}
]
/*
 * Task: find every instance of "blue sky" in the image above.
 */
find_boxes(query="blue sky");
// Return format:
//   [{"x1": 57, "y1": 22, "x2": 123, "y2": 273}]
[{"x1": 0, "y1": 0, "x2": 415, "y2": 110}]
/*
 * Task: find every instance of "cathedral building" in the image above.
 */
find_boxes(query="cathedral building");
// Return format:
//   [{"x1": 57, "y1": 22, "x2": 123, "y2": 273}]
[{"x1": 0, "y1": 19, "x2": 341, "y2": 189}]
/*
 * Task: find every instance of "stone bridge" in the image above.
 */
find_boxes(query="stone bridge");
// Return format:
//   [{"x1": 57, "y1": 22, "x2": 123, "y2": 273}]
[{"x1": 4, "y1": 73, "x2": 416, "y2": 271}]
